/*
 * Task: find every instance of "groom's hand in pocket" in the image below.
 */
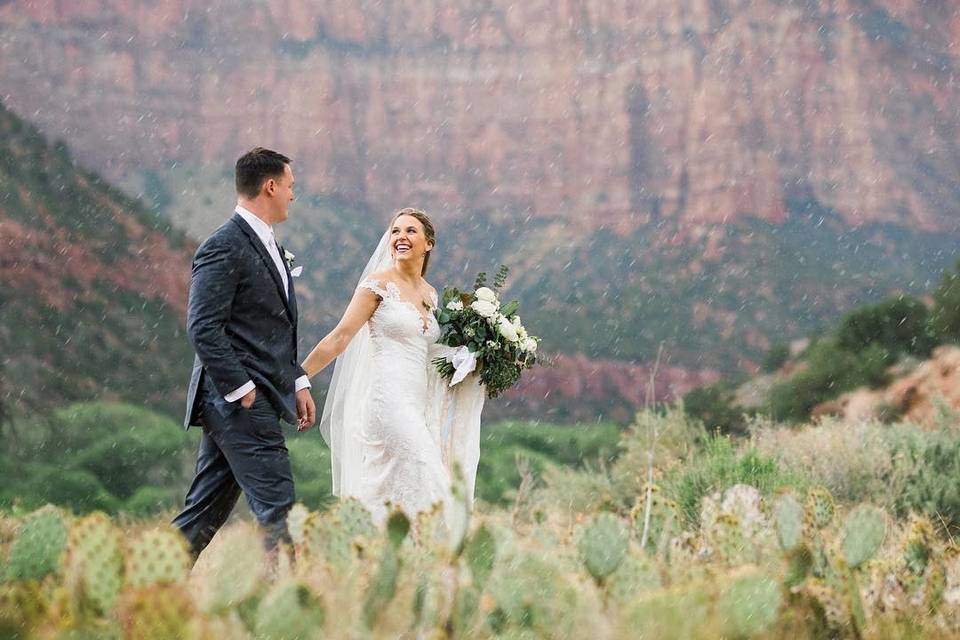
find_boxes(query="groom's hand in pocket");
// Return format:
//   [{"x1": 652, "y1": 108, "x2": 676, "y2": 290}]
[
  {"x1": 240, "y1": 387, "x2": 257, "y2": 409},
  {"x1": 296, "y1": 388, "x2": 315, "y2": 431}
]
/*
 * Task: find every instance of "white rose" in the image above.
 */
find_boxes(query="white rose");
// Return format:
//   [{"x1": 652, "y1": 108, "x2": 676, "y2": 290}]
[
  {"x1": 512, "y1": 315, "x2": 522, "y2": 328},
  {"x1": 446, "y1": 299, "x2": 464, "y2": 311},
  {"x1": 522, "y1": 337, "x2": 538, "y2": 353},
  {"x1": 471, "y1": 299, "x2": 498, "y2": 318},
  {"x1": 475, "y1": 287, "x2": 497, "y2": 303},
  {"x1": 497, "y1": 316, "x2": 520, "y2": 342}
]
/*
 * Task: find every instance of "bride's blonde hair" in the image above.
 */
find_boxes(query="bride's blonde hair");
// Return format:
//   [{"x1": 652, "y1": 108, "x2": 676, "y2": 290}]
[{"x1": 391, "y1": 207, "x2": 436, "y2": 275}]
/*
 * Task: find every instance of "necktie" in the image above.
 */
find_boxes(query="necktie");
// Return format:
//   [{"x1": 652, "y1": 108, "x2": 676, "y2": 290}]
[{"x1": 267, "y1": 230, "x2": 289, "y2": 298}]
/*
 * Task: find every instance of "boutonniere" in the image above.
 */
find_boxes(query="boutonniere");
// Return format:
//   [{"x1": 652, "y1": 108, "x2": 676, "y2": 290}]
[{"x1": 283, "y1": 248, "x2": 303, "y2": 277}]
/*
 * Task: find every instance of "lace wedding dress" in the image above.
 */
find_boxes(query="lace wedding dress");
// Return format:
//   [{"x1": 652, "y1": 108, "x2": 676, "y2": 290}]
[
  {"x1": 320, "y1": 231, "x2": 486, "y2": 525},
  {"x1": 353, "y1": 279, "x2": 450, "y2": 523}
]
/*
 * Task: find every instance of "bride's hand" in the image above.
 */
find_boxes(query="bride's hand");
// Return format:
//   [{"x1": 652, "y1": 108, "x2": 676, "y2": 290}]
[{"x1": 296, "y1": 388, "x2": 316, "y2": 431}]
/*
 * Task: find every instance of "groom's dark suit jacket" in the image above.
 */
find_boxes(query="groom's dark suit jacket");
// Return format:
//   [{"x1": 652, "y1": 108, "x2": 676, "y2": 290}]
[{"x1": 183, "y1": 213, "x2": 306, "y2": 428}]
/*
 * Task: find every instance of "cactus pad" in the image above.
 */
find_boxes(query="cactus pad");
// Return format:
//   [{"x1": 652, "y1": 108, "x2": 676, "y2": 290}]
[
  {"x1": 255, "y1": 579, "x2": 326, "y2": 639},
  {"x1": 4, "y1": 506, "x2": 67, "y2": 582},
  {"x1": 842, "y1": 505, "x2": 886, "y2": 569},
  {"x1": 805, "y1": 487, "x2": 835, "y2": 531},
  {"x1": 773, "y1": 491, "x2": 804, "y2": 551},
  {"x1": 66, "y1": 512, "x2": 123, "y2": 614},
  {"x1": 577, "y1": 513, "x2": 628, "y2": 582},
  {"x1": 124, "y1": 526, "x2": 191, "y2": 588}
]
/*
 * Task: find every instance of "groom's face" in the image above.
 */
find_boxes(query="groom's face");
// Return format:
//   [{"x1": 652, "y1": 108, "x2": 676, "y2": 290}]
[{"x1": 268, "y1": 163, "x2": 296, "y2": 223}]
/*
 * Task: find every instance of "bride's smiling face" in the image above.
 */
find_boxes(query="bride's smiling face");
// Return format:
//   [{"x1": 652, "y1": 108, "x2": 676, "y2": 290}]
[{"x1": 390, "y1": 214, "x2": 433, "y2": 264}]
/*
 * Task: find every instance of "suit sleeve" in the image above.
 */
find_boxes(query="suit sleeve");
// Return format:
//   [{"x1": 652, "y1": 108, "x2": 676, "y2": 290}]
[{"x1": 186, "y1": 236, "x2": 250, "y2": 396}]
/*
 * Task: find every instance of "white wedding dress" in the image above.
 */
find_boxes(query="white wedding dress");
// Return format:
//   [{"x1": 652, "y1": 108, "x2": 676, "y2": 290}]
[
  {"x1": 353, "y1": 278, "x2": 450, "y2": 523},
  {"x1": 319, "y1": 229, "x2": 486, "y2": 525}
]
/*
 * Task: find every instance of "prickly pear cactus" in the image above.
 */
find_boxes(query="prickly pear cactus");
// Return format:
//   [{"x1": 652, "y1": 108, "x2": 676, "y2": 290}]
[
  {"x1": 363, "y1": 543, "x2": 401, "y2": 628},
  {"x1": 4, "y1": 505, "x2": 67, "y2": 582},
  {"x1": 842, "y1": 505, "x2": 886, "y2": 569},
  {"x1": 415, "y1": 503, "x2": 447, "y2": 550},
  {"x1": 255, "y1": 579, "x2": 326, "y2": 640},
  {"x1": 604, "y1": 551, "x2": 662, "y2": 604},
  {"x1": 717, "y1": 569, "x2": 781, "y2": 638},
  {"x1": 903, "y1": 514, "x2": 936, "y2": 578},
  {"x1": 773, "y1": 491, "x2": 804, "y2": 551},
  {"x1": 447, "y1": 465, "x2": 472, "y2": 555},
  {"x1": 577, "y1": 513, "x2": 628, "y2": 582},
  {"x1": 464, "y1": 523, "x2": 496, "y2": 590},
  {"x1": 285, "y1": 503, "x2": 310, "y2": 547},
  {"x1": 124, "y1": 526, "x2": 191, "y2": 588},
  {"x1": 451, "y1": 584, "x2": 481, "y2": 638},
  {"x1": 487, "y1": 552, "x2": 579, "y2": 636},
  {"x1": 802, "y1": 578, "x2": 849, "y2": 633},
  {"x1": 66, "y1": 512, "x2": 123, "y2": 615},
  {"x1": 805, "y1": 487, "x2": 836, "y2": 531},
  {"x1": 631, "y1": 487, "x2": 680, "y2": 554},
  {"x1": 196, "y1": 522, "x2": 265, "y2": 613},
  {"x1": 706, "y1": 513, "x2": 747, "y2": 564},
  {"x1": 301, "y1": 499, "x2": 376, "y2": 569},
  {"x1": 119, "y1": 585, "x2": 193, "y2": 640},
  {"x1": 332, "y1": 498, "x2": 376, "y2": 541},
  {"x1": 363, "y1": 510, "x2": 411, "y2": 629},
  {"x1": 0, "y1": 581, "x2": 46, "y2": 638},
  {"x1": 386, "y1": 509, "x2": 411, "y2": 549},
  {"x1": 619, "y1": 581, "x2": 711, "y2": 639}
]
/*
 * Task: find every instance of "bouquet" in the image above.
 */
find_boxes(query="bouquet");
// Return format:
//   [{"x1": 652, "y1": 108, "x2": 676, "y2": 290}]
[{"x1": 433, "y1": 265, "x2": 540, "y2": 398}]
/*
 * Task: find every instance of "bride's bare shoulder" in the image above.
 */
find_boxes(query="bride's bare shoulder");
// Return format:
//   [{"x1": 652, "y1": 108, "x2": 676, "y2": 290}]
[
  {"x1": 366, "y1": 270, "x2": 395, "y2": 285},
  {"x1": 356, "y1": 271, "x2": 395, "y2": 299}
]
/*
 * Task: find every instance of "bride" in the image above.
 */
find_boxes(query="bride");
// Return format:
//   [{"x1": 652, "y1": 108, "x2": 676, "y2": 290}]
[{"x1": 301, "y1": 208, "x2": 483, "y2": 524}]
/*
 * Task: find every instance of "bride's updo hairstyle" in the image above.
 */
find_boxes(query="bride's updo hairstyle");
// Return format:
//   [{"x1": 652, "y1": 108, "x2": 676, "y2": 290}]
[{"x1": 391, "y1": 207, "x2": 436, "y2": 276}]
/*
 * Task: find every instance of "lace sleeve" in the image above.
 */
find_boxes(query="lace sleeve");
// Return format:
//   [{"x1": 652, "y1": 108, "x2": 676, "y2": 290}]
[{"x1": 358, "y1": 279, "x2": 388, "y2": 300}]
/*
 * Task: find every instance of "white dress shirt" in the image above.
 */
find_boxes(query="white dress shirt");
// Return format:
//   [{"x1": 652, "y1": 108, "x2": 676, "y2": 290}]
[{"x1": 224, "y1": 205, "x2": 311, "y2": 403}]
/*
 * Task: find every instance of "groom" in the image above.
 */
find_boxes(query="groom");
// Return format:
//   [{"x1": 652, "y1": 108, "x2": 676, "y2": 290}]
[{"x1": 172, "y1": 147, "x2": 316, "y2": 559}]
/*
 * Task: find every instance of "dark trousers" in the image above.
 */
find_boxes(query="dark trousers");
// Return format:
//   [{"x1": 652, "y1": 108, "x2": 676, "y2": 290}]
[{"x1": 172, "y1": 383, "x2": 295, "y2": 559}]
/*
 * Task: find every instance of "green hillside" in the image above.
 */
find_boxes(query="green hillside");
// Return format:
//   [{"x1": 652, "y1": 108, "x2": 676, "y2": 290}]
[{"x1": 0, "y1": 102, "x2": 196, "y2": 419}]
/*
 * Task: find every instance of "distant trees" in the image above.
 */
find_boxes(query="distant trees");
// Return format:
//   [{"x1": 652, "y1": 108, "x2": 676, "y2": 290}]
[
  {"x1": 682, "y1": 383, "x2": 752, "y2": 436},
  {"x1": 0, "y1": 403, "x2": 193, "y2": 514},
  {"x1": 761, "y1": 344, "x2": 791, "y2": 373},
  {"x1": 931, "y1": 259, "x2": 960, "y2": 343},
  {"x1": 836, "y1": 295, "x2": 936, "y2": 359}
]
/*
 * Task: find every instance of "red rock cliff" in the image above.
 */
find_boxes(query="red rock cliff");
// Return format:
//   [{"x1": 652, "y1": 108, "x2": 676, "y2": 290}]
[{"x1": 1, "y1": 0, "x2": 958, "y2": 234}]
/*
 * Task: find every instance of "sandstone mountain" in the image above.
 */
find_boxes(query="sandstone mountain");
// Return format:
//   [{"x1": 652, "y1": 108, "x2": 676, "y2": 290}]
[
  {"x1": 0, "y1": 102, "x2": 195, "y2": 418},
  {"x1": 812, "y1": 345, "x2": 960, "y2": 426},
  {"x1": 2, "y1": 0, "x2": 959, "y2": 234},
  {"x1": 1, "y1": 1, "x2": 958, "y2": 418}
]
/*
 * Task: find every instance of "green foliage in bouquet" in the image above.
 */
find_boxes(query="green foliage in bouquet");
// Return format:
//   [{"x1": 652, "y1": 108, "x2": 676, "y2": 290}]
[{"x1": 433, "y1": 265, "x2": 540, "y2": 398}]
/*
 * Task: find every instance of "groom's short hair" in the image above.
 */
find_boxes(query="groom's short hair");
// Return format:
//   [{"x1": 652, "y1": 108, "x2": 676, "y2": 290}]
[{"x1": 235, "y1": 147, "x2": 291, "y2": 198}]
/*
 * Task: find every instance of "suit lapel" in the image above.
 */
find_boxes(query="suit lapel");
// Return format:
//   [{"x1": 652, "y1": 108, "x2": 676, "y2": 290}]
[{"x1": 230, "y1": 214, "x2": 295, "y2": 322}]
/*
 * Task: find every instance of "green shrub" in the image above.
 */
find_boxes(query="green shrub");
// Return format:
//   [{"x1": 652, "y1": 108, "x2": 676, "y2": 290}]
[
  {"x1": 931, "y1": 258, "x2": 960, "y2": 343},
  {"x1": 475, "y1": 422, "x2": 621, "y2": 504},
  {"x1": 762, "y1": 343, "x2": 791, "y2": 373},
  {"x1": 663, "y1": 434, "x2": 799, "y2": 526},
  {"x1": 836, "y1": 294, "x2": 935, "y2": 358},
  {"x1": 887, "y1": 425, "x2": 960, "y2": 531},
  {"x1": 1, "y1": 403, "x2": 190, "y2": 514},
  {"x1": 767, "y1": 340, "x2": 889, "y2": 422},
  {"x1": 682, "y1": 383, "x2": 751, "y2": 436}
]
